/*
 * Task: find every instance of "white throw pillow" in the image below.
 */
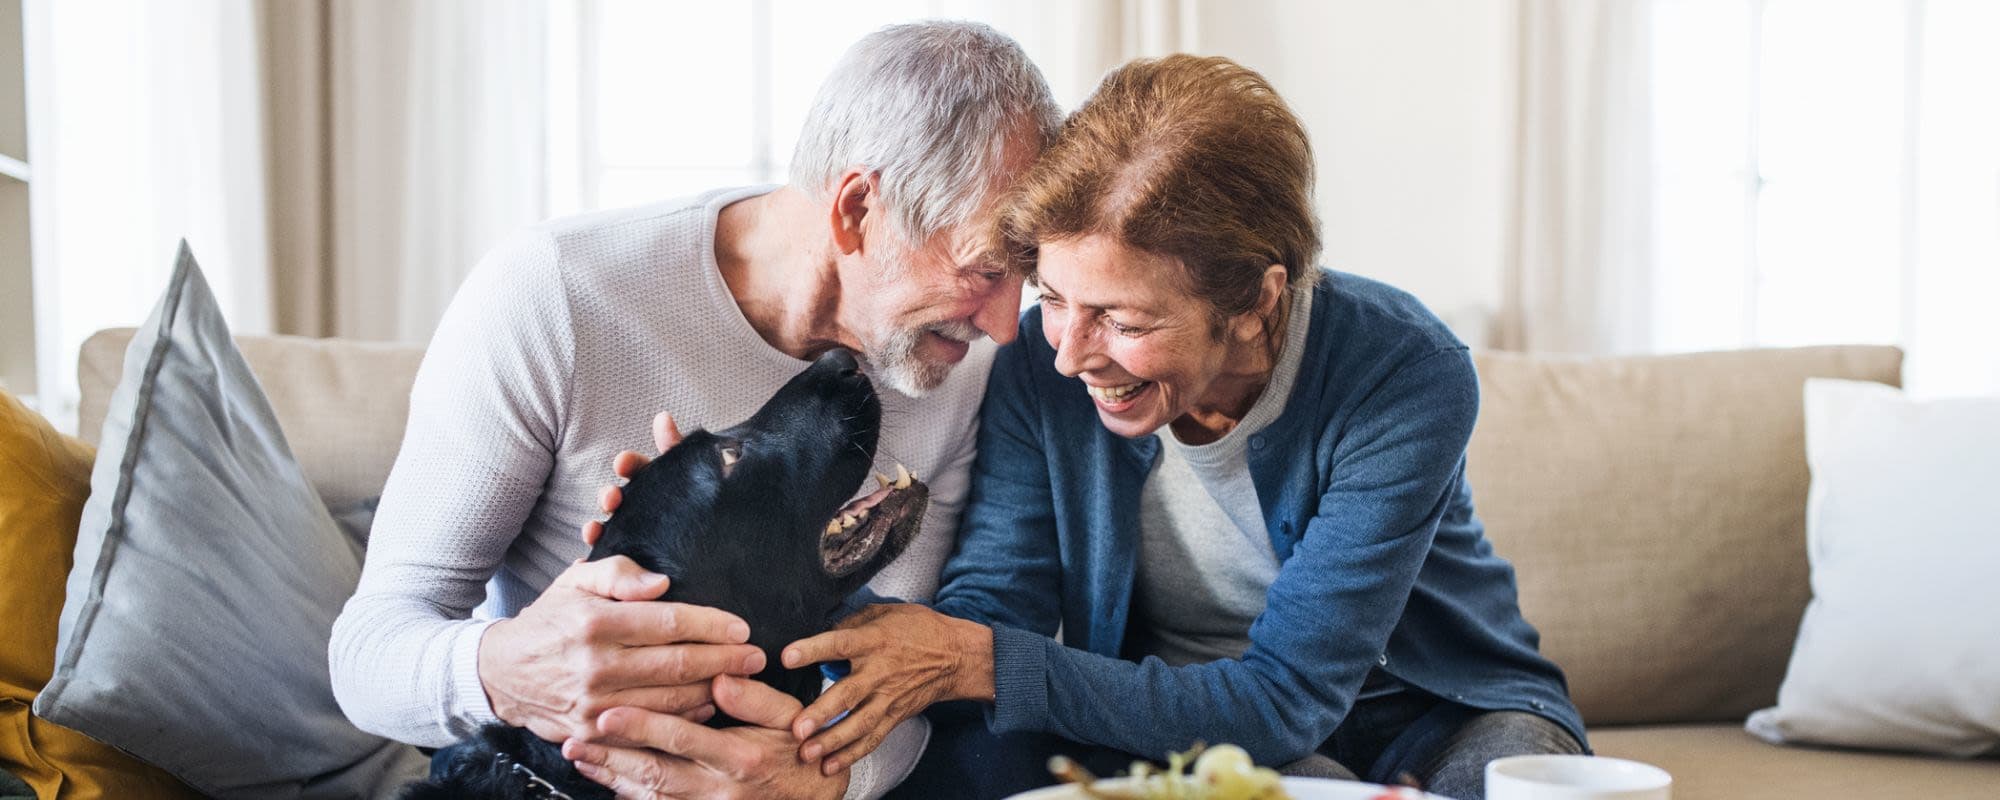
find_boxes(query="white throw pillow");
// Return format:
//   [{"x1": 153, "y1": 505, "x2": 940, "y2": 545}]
[{"x1": 1745, "y1": 379, "x2": 2000, "y2": 757}]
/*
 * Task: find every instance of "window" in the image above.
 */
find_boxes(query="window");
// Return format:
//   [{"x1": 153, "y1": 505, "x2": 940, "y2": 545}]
[
  {"x1": 1650, "y1": 0, "x2": 2000, "y2": 395},
  {"x1": 544, "y1": 0, "x2": 1079, "y2": 217}
]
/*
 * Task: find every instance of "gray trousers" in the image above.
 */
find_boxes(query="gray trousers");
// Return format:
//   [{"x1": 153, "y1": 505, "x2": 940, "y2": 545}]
[{"x1": 1282, "y1": 681, "x2": 1585, "y2": 800}]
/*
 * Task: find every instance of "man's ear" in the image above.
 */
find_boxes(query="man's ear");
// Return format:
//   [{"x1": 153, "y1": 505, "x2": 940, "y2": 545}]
[{"x1": 829, "y1": 169, "x2": 877, "y2": 255}]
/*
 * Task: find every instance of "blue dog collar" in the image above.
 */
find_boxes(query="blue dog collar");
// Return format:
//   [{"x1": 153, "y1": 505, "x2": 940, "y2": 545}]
[{"x1": 817, "y1": 661, "x2": 853, "y2": 726}]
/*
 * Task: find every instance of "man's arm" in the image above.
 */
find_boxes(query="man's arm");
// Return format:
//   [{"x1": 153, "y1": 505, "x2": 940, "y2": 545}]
[
  {"x1": 329, "y1": 230, "x2": 575, "y2": 745},
  {"x1": 328, "y1": 232, "x2": 761, "y2": 746}
]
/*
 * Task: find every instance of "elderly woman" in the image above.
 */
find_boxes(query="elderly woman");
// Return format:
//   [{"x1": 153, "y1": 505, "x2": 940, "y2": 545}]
[{"x1": 770, "y1": 55, "x2": 1587, "y2": 800}]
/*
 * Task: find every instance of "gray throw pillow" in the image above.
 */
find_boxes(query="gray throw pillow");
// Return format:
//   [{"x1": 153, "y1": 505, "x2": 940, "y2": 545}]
[
  {"x1": 34, "y1": 243, "x2": 429, "y2": 798},
  {"x1": 330, "y1": 496, "x2": 382, "y2": 547}
]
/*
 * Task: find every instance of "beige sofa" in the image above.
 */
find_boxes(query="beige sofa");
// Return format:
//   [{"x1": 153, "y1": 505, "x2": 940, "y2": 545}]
[{"x1": 76, "y1": 331, "x2": 2000, "y2": 799}]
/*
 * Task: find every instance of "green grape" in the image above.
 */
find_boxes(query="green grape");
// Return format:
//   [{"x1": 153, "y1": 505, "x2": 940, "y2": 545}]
[
  {"x1": 1244, "y1": 767, "x2": 1286, "y2": 799},
  {"x1": 1189, "y1": 745, "x2": 1290, "y2": 800},
  {"x1": 1192, "y1": 744, "x2": 1254, "y2": 781},
  {"x1": 1060, "y1": 743, "x2": 1294, "y2": 800}
]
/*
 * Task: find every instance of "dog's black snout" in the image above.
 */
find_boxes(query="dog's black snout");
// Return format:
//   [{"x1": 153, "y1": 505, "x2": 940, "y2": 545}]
[{"x1": 818, "y1": 348, "x2": 861, "y2": 377}]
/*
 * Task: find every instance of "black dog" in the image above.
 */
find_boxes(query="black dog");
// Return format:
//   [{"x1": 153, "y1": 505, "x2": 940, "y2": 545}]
[{"x1": 403, "y1": 349, "x2": 929, "y2": 799}]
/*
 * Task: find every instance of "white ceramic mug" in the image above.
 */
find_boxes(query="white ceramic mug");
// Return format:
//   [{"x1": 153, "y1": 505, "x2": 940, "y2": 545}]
[{"x1": 1485, "y1": 755, "x2": 1672, "y2": 800}]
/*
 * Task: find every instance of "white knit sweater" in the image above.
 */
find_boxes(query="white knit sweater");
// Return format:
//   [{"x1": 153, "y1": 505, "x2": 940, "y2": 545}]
[{"x1": 329, "y1": 186, "x2": 991, "y2": 797}]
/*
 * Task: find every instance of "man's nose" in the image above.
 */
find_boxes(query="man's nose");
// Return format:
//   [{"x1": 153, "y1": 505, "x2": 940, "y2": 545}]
[{"x1": 971, "y1": 275, "x2": 1024, "y2": 345}]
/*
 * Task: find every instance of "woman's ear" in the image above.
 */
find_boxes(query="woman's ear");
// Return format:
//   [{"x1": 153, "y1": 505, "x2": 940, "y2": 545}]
[
  {"x1": 828, "y1": 169, "x2": 878, "y2": 255},
  {"x1": 1254, "y1": 264, "x2": 1288, "y2": 316},
  {"x1": 1230, "y1": 264, "x2": 1291, "y2": 343}
]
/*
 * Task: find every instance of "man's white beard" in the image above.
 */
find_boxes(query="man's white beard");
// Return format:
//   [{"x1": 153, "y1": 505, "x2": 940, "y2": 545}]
[{"x1": 866, "y1": 319, "x2": 983, "y2": 397}]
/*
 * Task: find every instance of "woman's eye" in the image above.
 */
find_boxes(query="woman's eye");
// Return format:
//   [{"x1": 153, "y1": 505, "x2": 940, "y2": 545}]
[{"x1": 1105, "y1": 318, "x2": 1144, "y2": 336}]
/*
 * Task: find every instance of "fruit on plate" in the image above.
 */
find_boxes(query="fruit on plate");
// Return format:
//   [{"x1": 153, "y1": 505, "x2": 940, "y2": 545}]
[{"x1": 1049, "y1": 743, "x2": 1289, "y2": 799}]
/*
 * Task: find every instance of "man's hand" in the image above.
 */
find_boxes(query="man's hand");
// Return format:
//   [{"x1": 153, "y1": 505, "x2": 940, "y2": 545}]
[
  {"x1": 477, "y1": 556, "x2": 767, "y2": 744},
  {"x1": 582, "y1": 411, "x2": 682, "y2": 548},
  {"x1": 563, "y1": 675, "x2": 849, "y2": 800},
  {"x1": 783, "y1": 604, "x2": 995, "y2": 775},
  {"x1": 484, "y1": 413, "x2": 766, "y2": 744}
]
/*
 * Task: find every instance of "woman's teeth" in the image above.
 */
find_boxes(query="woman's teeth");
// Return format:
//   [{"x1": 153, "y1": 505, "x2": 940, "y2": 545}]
[{"x1": 1087, "y1": 382, "x2": 1146, "y2": 403}]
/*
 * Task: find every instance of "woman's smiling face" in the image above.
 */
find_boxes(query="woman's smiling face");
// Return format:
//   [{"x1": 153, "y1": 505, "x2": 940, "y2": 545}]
[{"x1": 1036, "y1": 233, "x2": 1277, "y2": 440}]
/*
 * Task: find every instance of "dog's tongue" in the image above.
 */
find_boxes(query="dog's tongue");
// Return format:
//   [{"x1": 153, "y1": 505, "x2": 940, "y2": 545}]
[{"x1": 840, "y1": 484, "x2": 896, "y2": 515}]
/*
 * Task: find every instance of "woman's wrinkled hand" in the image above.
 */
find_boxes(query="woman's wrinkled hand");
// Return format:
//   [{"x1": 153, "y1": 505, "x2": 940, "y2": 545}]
[{"x1": 781, "y1": 604, "x2": 996, "y2": 775}]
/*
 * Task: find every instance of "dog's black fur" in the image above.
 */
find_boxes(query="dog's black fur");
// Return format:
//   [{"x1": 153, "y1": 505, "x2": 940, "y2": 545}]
[{"x1": 401, "y1": 349, "x2": 929, "y2": 799}]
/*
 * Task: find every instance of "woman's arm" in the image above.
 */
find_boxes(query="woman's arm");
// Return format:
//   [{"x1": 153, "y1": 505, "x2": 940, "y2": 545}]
[
  {"x1": 779, "y1": 335, "x2": 1065, "y2": 772},
  {"x1": 789, "y1": 346, "x2": 1483, "y2": 768},
  {"x1": 929, "y1": 335, "x2": 1066, "y2": 635},
  {"x1": 996, "y1": 347, "x2": 1483, "y2": 763}
]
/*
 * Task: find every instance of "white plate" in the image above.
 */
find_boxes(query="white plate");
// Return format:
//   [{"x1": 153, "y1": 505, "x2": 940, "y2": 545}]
[{"x1": 1006, "y1": 777, "x2": 1445, "y2": 799}]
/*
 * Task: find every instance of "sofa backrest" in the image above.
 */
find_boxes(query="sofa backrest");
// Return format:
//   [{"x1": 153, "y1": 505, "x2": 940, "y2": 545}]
[
  {"x1": 1466, "y1": 346, "x2": 1901, "y2": 726},
  {"x1": 79, "y1": 329, "x2": 425, "y2": 510},
  {"x1": 77, "y1": 329, "x2": 1902, "y2": 727}
]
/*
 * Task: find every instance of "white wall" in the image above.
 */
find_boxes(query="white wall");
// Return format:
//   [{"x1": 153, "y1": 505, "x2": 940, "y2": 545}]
[{"x1": 1195, "y1": 0, "x2": 1514, "y2": 345}]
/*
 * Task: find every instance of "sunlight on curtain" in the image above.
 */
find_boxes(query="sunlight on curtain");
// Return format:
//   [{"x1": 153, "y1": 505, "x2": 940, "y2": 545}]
[
  {"x1": 26, "y1": 0, "x2": 271, "y2": 432},
  {"x1": 545, "y1": 0, "x2": 1120, "y2": 218},
  {"x1": 1650, "y1": 0, "x2": 2000, "y2": 396}
]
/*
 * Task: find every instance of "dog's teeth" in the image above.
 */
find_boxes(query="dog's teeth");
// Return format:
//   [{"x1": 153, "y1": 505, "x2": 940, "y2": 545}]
[
  {"x1": 875, "y1": 472, "x2": 893, "y2": 490},
  {"x1": 894, "y1": 464, "x2": 912, "y2": 489},
  {"x1": 841, "y1": 513, "x2": 859, "y2": 529},
  {"x1": 855, "y1": 509, "x2": 870, "y2": 522},
  {"x1": 826, "y1": 520, "x2": 840, "y2": 534}
]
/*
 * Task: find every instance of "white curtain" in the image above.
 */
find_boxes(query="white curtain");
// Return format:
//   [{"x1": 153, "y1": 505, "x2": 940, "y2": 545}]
[
  {"x1": 25, "y1": 0, "x2": 1184, "y2": 430},
  {"x1": 27, "y1": 0, "x2": 546, "y2": 431},
  {"x1": 328, "y1": 0, "x2": 546, "y2": 341},
  {"x1": 1498, "y1": 0, "x2": 1656, "y2": 354},
  {"x1": 27, "y1": 0, "x2": 273, "y2": 433},
  {"x1": 935, "y1": 0, "x2": 1201, "y2": 107}
]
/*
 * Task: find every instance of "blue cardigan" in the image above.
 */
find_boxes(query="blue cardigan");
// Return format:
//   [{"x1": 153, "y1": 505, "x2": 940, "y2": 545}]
[{"x1": 928, "y1": 269, "x2": 1587, "y2": 764}]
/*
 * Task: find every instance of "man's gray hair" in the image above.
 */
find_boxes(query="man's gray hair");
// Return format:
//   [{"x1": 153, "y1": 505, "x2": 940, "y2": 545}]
[{"x1": 789, "y1": 21, "x2": 1063, "y2": 244}]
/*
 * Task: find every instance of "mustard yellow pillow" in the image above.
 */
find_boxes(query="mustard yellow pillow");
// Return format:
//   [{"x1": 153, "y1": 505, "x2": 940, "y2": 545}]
[{"x1": 0, "y1": 388, "x2": 200, "y2": 799}]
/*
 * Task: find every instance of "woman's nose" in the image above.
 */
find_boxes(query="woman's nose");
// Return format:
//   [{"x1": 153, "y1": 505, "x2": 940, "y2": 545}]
[{"x1": 1050, "y1": 318, "x2": 1098, "y2": 377}]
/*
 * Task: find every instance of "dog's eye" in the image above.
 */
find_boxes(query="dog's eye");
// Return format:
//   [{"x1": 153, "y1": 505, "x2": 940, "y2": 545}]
[{"x1": 718, "y1": 444, "x2": 742, "y2": 471}]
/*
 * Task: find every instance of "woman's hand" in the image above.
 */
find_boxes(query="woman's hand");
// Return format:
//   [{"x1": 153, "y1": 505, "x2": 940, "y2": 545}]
[{"x1": 781, "y1": 604, "x2": 996, "y2": 775}]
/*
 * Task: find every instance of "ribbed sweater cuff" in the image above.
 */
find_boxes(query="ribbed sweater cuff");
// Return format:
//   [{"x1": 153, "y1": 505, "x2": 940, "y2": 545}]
[
  {"x1": 450, "y1": 619, "x2": 504, "y2": 729},
  {"x1": 987, "y1": 625, "x2": 1050, "y2": 734}
]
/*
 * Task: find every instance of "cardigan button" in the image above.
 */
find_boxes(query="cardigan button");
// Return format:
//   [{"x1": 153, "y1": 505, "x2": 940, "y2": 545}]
[
  {"x1": 1250, "y1": 435, "x2": 1266, "y2": 450},
  {"x1": 1377, "y1": 653, "x2": 1389, "y2": 666}
]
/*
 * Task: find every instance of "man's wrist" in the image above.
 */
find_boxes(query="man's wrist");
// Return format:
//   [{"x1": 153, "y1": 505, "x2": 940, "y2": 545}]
[{"x1": 470, "y1": 617, "x2": 514, "y2": 725}]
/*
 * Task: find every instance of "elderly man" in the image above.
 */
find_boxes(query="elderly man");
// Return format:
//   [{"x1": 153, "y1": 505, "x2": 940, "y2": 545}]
[{"x1": 329, "y1": 21, "x2": 1060, "y2": 800}]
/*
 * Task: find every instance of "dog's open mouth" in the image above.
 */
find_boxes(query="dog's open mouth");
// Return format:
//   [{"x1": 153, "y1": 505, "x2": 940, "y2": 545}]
[{"x1": 819, "y1": 463, "x2": 929, "y2": 577}]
